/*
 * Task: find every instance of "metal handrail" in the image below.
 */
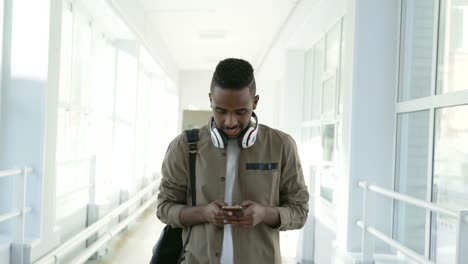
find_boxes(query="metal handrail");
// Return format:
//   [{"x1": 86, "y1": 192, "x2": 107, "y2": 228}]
[
  {"x1": 0, "y1": 167, "x2": 33, "y2": 264},
  {"x1": 56, "y1": 184, "x2": 92, "y2": 200},
  {"x1": 356, "y1": 220, "x2": 435, "y2": 264},
  {"x1": 358, "y1": 181, "x2": 458, "y2": 218},
  {"x1": 56, "y1": 157, "x2": 93, "y2": 166},
  {"x1": 0, "y1": 167, "x2": 33, "y2": 225},
  {"x1": 358, "y1": 180, "x2": 468, "y2": 264},
  {"x1": 70, "y1": 194, "x2": 158, "y2": 263},
  {"x1": 0, "y1": 207, "x2": 32, "y2": 223},
  {"x1": 34, "y1": 179, "x2": 160, "y2": 264},
  {"x1": 0, "y1": 167, "x2": 32, "y2": 178}
]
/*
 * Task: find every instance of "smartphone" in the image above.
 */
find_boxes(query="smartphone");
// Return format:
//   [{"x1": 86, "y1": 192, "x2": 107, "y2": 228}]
[{"x1": 221, "y1": 205, "x2": 243, "y2": 211}]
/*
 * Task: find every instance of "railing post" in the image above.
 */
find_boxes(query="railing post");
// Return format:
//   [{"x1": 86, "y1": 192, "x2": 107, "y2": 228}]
[
  {"x1": 456, "y1": 210, "x2": 468, "y2": 264},
  {"x1": 86, "y1": 156, "x2": 98, "y2": 259},
  {"x1": 12, "y1": 167, "x2": 27, "y2": 263},
  {"x1": 89, "y1": 156, "x2": 96, "y2": 205},
  {"x1": 361, "y1": 181, "x2": 375, "y2": 264}
]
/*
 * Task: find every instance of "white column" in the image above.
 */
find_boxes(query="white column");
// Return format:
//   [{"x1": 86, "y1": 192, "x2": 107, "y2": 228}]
[{"x1": 337, "y1": 0, "x2": 400, "y2": 260}]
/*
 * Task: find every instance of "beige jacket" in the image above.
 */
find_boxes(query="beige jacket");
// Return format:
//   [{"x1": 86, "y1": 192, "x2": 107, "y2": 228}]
[{"x1": 156, "y1": 122, "x2": 309, "y2": 264}]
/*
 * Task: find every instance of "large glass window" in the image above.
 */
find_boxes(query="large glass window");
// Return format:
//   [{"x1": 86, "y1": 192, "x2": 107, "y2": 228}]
[
  {"x1": 394, "y1": 110, "x2": 430, "y2": 255},
  {"x1": 312, "y1": 38, "x2": 324, "y2": 120},
  {"x1": 300, "y1": 18, "x2": 344, "y2": 207},
  {"x1": 399, "y1": 0, "x2": 437, "y2": 101},
  {"x1": 113, "y1": 49, "x2": 138, "y2": 190},
  {"x1": 432, "y1": 105, "x2": 468, "y2": 263},
  {"x1": 55, "y1": 6, "x2": 93, "y2": 222},
  {"x1": 397, "y1": 0, "x2": 468, "y2": 261},
  {"x1": 88, "y1": 29, "x2": 116, "y2": 200},
  {"x1": 436, "y1": 0, "x2": 468, "y2": 94}
]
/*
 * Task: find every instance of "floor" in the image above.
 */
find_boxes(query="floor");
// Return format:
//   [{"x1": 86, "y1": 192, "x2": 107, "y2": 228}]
[
  {"x1": 91, "y1": 203, "x2": 164, "y2": 264},
  {"x1": 87, "y1": 202, "x2": 299, "y2": 264}
]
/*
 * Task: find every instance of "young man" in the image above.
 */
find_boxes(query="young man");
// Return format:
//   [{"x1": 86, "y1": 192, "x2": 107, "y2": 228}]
[{"x1": 157, "y1": 58, "x2": 309, "y2": 264}]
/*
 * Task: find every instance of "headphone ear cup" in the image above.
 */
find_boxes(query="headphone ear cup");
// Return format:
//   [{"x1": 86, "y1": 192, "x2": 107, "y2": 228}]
[
  {"x1": 240, "y1": 127, "x2": 257, "y2": 148},
  {"x1": 211, "y1": 128, "x2": 226, "y2": 149}
]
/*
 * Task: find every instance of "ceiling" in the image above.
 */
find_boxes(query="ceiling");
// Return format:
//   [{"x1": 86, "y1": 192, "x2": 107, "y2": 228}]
[{"x1": 138, "y1": 0, "x2": 300, "y2": 70}]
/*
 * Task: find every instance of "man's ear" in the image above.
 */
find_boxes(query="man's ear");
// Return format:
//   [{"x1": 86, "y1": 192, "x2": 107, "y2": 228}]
[
  {"x1": 208, "y1": 93, "x2": 212, "y2": 108},
  {"x1": 253, "y1": 95, "x2": 259, "y2": 110}
]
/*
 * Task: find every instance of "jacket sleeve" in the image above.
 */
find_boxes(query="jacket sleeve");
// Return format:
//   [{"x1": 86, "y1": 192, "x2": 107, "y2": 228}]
[
  {"x1": 156, "y1": 135, "x2": 189, "y2": 228},
  {"x1": 275, "y1": 135, "x2": 309, "y2": 231}
]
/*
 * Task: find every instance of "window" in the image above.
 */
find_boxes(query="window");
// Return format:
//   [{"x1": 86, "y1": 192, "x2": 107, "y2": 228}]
[
  {"x1": 113, "y1": 49, "x2": 138, "y2": 190},
  {"x1": 55, "y1": 6, "x2": 92, "y2": 221},
  {"x1": 396, "y1": 0, "x2": 468, "y2": 261},
  {"x1": 394, "y1": 110, "x2": 430, "y2": 255},
  {"x1": 436, "y1": 0, "x2": 468, "y2": 94},
  {"x1": 432, "y1": 105, "x2": 468, "y2": 263},
  {"x1": 398, "y1": 0, "x2": 437, "y2": 101},
  {"x1": 300, "y1": 18, "x2": 344, "y2": 207}
]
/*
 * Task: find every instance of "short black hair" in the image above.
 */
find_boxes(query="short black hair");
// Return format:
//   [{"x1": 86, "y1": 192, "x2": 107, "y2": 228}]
[{"x1": 210, "y1": 58, "x2": 256, "y2": 95}]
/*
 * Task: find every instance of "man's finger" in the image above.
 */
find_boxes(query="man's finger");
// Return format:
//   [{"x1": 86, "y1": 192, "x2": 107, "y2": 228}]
[{"x1": 241, "y1": 200, "x2": 253, "y2": 207}]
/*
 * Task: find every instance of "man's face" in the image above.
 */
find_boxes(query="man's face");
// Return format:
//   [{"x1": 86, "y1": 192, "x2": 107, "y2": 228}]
[{"x1": 209, "y1": 86, "x2": 259, "y2": 139}]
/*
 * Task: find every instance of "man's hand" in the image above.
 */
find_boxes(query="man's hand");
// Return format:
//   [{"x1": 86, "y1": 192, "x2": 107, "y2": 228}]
[
  {"x1": 202, "y1": 200, "x2": 228, "y2": 227},
  {"x1": 229, "y1": 200, "x2": 266, "y2": 228}
]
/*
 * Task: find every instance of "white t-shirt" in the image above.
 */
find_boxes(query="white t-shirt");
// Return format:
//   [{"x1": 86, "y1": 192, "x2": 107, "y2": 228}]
[{"x1": 220, "y1": 139, "x2": 239, "y2": 264}]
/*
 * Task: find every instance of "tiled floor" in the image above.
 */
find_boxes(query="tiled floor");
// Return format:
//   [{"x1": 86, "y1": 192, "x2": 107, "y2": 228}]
[
  {"x1": 93, "y1": 203, "x2": 164, "y2": 264},
  {"x1": 89, "y1": 202, "x2": 299, "y2": 264}
]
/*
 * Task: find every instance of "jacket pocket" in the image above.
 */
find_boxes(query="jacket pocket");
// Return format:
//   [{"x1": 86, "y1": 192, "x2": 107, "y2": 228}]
[{"x1": 240, "y1": 170, "x2": 280, "y2": 206}]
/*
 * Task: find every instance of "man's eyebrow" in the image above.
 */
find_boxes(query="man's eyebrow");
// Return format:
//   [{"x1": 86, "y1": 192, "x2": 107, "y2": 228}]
[{"x1": 214, "y1": 107, "x2": 248, "y2": 112}]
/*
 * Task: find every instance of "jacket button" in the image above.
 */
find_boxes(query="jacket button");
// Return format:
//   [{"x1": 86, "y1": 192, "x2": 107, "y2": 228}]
[
  {"x1": 215, "y1": 252, "x2": 220, "y2": 257},
  {"x1": 220, "y1": 177, "x2": 225, "y2": 182}
]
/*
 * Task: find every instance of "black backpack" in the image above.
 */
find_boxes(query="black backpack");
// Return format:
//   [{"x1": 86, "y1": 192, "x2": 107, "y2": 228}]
[{"x1": 150, "y1": 129, "x2": 199, "y2": 264}]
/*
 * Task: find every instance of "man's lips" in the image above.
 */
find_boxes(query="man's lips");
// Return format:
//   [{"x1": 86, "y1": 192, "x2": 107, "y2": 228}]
[{"x1": 223, "y1": 128, "x2": 240, "y2": 137}]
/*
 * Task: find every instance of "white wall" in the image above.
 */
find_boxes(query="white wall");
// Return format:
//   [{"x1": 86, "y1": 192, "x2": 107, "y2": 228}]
[
  {"x1": 343, "y1": 0, "x2": 399, "y2": 255},
  {"x1": 178, "y1": 70, "x2": 285, "y2": 133},
  {"x1": 255, "y1": 79, "x2": 281, "y2": 129},
  {"x1": 178, "y1": 70, "x2": 213, "y2": 131},
  {"x1": 107, "y1": 0, "x2": 179, "y2": 85}
]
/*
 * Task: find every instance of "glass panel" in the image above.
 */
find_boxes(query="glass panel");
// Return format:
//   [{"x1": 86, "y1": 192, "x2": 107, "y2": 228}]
[
  {"x1": 325, "y1": 21, "x2": 342, "y2": 73},
  {"x1": 432, "y1": 105, "x2": 468, "y2": 263},
  {"x1": 135, "y1": 72, "x2": 151, "y2": 180},
  {"x1": 321, "y1": 124, "x2": 335, "y2": 162},
  {"x1": 116, "y1": 50, "x2": 137, "y2": 123},
  {"x1": 113, "y1": 121, "x2": 135, "y2": 190},
  {"x1": 338, "y1": 19, "x2": 344, "y2": 115},
  {"x1": 71, "y1": 12, "x2": 91, "y2": 108},
  {"x1": 399, "y1": 0, "x2": 437, "y2": 101},
  {"x1": 90, "y1": 30, "x2": 115, "y2": 117},
  {"x1": 322, "y1": 76, "x2": 336, "y2": 116},
  {"x1": 436, "y1": 0, "x2": 468, "y2": 94},
  {"x1": 56, "y1": 108, "x2": 68, "y2": 157},
  {"x1": 59, "y1": 7, "x2": 73, "y2": 103},
  {"x1": 394, "y1": 110, "x2": 430, "y2": 255},
  {"x1": 320, "y1": 124, "x2": 335, "y2": 202},
  {"x1": 312, "y1": 38, "x2": 325, "y2": 120},
  {"x1": 303, "y1": 49, "x2": 314, "y2": 122}
]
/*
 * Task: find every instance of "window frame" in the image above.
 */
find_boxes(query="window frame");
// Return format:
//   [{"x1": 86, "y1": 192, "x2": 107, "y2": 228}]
[{"x1": 394, "y1": 0, "x2": 468, "y2": 260}]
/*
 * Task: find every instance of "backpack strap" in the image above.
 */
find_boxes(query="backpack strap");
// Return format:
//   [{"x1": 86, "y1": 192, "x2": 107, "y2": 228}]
[
  {"x1": 185, "y1": 129, "x2": 199, "y2": 206},
  {"x1": 177, "y1": 129, "x2": 199, "y2": 264}
]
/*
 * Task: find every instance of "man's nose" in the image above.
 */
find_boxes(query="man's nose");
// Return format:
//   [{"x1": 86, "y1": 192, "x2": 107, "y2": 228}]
[{"x1": 224, "y1": 114, "x2": 237, "y2": 128}]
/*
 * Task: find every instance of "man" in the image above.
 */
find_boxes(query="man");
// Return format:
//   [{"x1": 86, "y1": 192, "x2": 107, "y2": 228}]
[{"x1": 157, "y1": 58, "x2": 309, "y2": 264}]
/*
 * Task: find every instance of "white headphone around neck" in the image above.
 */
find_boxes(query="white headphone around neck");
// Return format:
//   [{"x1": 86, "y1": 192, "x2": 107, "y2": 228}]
[{"x1": 210, "y1": 112, "x2": 259, "y2": 149}]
